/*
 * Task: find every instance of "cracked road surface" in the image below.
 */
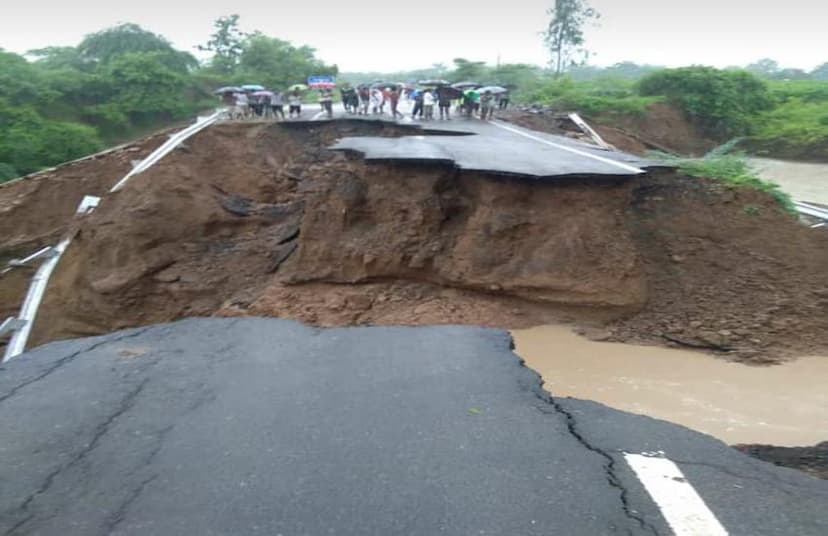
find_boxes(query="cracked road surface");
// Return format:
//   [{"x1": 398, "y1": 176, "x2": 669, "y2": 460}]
[{"x1": 1, "y1": 318, "x2": 826, "y2": 535}]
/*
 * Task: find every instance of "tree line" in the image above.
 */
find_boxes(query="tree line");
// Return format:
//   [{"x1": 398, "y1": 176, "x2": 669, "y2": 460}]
[
  {"x1": 2, "y1": 7, "x2": 827, "y2": 181},
  {"x1": 0, "y1": 16, "x2": 337, "y2": 181}
]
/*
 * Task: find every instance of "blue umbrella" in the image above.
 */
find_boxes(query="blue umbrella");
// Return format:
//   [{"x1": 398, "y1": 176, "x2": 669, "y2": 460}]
[{"x1": 241, "y1": 84, "x2": 265, "y2": 91}]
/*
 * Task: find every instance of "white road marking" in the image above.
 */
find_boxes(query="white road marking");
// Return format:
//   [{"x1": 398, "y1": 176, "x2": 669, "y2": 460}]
[
  {"x1": 624, "y1": 452, "x2": 728, "y2": 536},
  {"x1": 489, "y1": 120, "x2": 645, "y2": 174}
]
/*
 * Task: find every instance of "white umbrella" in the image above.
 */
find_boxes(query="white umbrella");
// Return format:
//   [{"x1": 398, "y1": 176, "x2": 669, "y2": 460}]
[{"x1": 477, "y1": 86, "x2": 509, "y2": 94}]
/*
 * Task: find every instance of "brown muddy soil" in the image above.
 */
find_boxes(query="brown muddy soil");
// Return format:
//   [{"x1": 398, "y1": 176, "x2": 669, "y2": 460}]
[{"x1": 1, "y1": 120, "x2": 826, "y2": 363}]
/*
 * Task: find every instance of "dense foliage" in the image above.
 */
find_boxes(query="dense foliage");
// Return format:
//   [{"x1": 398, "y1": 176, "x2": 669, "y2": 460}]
[
  {"x1": 747, "y1": 80, "x2": 828, "y2": 160},
  {"x1": 0, "y1": 16, "x2": 337, "y2": 181},
  {"x1": 638, "y1": 67, "x2": 774, "y2": 138}
]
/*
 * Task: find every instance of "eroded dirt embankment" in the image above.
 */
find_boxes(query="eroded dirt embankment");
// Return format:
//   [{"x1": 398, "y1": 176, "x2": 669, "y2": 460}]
[
  {"x1": 502, "y1": 102, "x2": 718, "y2": 157},
  {"x1": 1, "y1": 120, "x2": 826, "y2": 362}
]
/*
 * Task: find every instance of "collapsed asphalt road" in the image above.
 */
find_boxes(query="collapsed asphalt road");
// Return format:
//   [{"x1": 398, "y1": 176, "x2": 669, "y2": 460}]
[{"x1": 1, "y1": 318, "x2": 827, "y2": 535}]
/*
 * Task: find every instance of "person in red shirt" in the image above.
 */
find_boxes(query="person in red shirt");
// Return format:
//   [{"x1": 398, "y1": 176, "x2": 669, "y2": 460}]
[{"x1": 389, "y1": 88, "x2": 402, "y2": 119}]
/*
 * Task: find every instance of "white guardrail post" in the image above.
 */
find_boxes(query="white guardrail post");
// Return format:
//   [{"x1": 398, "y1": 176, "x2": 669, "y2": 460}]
[{"x1": 1, "y1": 110, "x2": 225, "y2": 363}]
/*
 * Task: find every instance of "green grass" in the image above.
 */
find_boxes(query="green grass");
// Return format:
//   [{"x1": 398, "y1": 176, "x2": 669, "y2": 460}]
[
  {"x1": 519, "y1": 77, "x2": 661, "y2": 116},
  {"x1": 651, "y1": 146, "x2": 797, "y2": 215},
  {"x1": 744, "y1": 80, "x2": 828, "y2": 159}
]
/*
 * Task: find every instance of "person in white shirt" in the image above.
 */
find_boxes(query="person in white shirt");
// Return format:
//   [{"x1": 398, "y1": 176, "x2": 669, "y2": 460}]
[
  {"x1": 270, "y1": 92, "x2": 285, "y2": 120},
  {"x1": 370, "y1": 89, "x2": 384, "y2": 115},
  {"x1": 234, "y1": 92, "x2": 249, "y2": 120},
  {"x1": 288, "y1": 90, "x2": 303, "y2": 118},
  {"x1": 422, "y1": 90, "x2": 435, "y2": 120}
]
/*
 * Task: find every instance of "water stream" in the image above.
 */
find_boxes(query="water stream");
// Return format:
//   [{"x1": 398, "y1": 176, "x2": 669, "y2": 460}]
[
  {"x1": 748, "y1": 157, "x2": 828, "y2": 205},
  {"x1": 512, "y1": 325, "x2": 828, "y2": 446}
]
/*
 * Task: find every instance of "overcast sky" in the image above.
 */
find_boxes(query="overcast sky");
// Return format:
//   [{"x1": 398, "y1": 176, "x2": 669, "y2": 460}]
[{"x1": 1, "y1": 0, "x2": 825, "y2": 72}]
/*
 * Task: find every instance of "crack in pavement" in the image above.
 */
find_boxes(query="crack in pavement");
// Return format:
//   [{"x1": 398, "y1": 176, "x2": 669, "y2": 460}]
[
  {"x1": 509, "y1": 338, "x2": 661, "y2": 535},
  {"x1": 542, "y1": 399, "x2": 662, "y2": 536},
  {"x1": 3, "y1": 377, "x2": 151, "y2": 536},
  {"x1": 0, "y1": 326, "x2": 155, "y2": 405},
  {"x1": 103, "y1": 474, "x2": 159, "y2": 535}
]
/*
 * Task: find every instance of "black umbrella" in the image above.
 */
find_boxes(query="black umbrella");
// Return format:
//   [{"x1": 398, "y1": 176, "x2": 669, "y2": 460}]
[
  {"x1": 451, "y1": 81, "x2": 481, "y2": 89},
  {"x1": 437, "y1": 86, "x2": 464, "y2": 99},
  {"x1": 371, "y1": 82, "x2": 401, "y2": 90}
]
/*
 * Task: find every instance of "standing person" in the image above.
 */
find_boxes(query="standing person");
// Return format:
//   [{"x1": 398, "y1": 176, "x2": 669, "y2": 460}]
[
  {"x1": 370, "y1": 88, "x2": 384, "y2": 115},
  {"x1": 288, "y1": 89, "x2": 302, "y2": 119},
  {"x1": 320, "y1": 88, "x2": 334, "y2": 118},
  {"x1": 235, "y1": 91, "x2": 250, "y2": 120},
  {"x1": 422, "y1": 89, "x2": 435, "y2": 120},
  {"x1": 251, "y1": 94, "x2": 265, "y2": 118},
  {"x1": 411, "y1": 89, "x2": 424, "y2": 120},
  {"x1": 380, "y1": 88, "x2": 390, "y2": 114},
  {"x1": 498, "y1": 90, "x2": 510, "y2": 110},
  {"x1": 260, "y1": 93, "x2": 272, "y2": 119},
  {"x1": 271, "y1": 91, "x2": 286, "y2": 120},
  {"x1": 461, "y1": 92, "x2": 474, "y2": 118},
  {"x1": 358, "y1": 86, "x2": 371, "y2": 115},
  {"x1": 389, "y1": 87, "x2": 402, "y2": 119},
  {"x1": 437, "y1": 87, "x2": 452, "y2": 120},
  {"x1": 480, "y1": 90, "x2": 496, "y2": 120}
]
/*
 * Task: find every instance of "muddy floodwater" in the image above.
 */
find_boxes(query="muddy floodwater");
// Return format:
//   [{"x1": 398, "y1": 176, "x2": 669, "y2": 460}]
[
  {"x1": 512, "y1": 325, "x2": 828, "y2": 446},
  {"x1": 749, "y1": 157, "x2": 828, "y2": 205}
]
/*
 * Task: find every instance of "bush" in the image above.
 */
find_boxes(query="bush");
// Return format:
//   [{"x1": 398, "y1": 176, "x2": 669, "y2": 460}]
[
  {"x1": 0, "y1": 162, "x2": 18, "y2": 182},
  {"x1": 523, "y1": 77, "x2": 661, "y2": 116},
  {"x1": 0, "y1": 102, "x2": 103, "y2": 175},
  {"x1": 639, "y1": 67, "x2": 773, "y2": 139}
]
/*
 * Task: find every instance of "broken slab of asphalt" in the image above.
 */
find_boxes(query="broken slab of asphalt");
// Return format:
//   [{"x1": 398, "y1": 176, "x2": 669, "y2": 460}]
[
  {"x1": 331, "y1": 118, "x2": 663, "y2": 178},
  {"x1": 1, "y1": 318, "x2": 826, "y2": 535}
]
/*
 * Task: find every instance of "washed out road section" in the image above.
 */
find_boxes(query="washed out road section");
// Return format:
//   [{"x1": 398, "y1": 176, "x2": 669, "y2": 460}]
[
  {"x1": 330, "y1": 114, "x2": 661, "y2": 178},
  {"x1": 1, "y1": 318, "x2": 827, "y2": 535}
]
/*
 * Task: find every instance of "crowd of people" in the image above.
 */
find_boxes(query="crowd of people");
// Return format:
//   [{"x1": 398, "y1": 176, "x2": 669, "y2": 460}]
[{"x1": 218, "y1": 83, "x2": 511, "y2": 122}]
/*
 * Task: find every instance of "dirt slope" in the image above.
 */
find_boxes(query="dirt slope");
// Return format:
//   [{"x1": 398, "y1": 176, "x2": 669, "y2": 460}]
[{"x1": 1, "y1": 120, "x2": 825, "y2": 362}]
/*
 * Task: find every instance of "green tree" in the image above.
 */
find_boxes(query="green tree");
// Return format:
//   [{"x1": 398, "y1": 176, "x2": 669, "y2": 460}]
[
  {"x1": 449, "y1": 58, "x2": 487, "y2": 82},
  {"x1": 103, "y1": 52, "x2": 188, "y2": 124},
  {"x1": 78, "y1": 23, "x2": 196, "y2": 73},
  {"x1": 27, "y1": 46, "x2": 90, "y2": 71},
  {"x1": 544, "y1": 0, "x2": 600, "y2": 78},
  {"x1": 0, "y1": 162, "x2": 17, "y2": 182},
  {"x1": 199, "y1": 15, "x2": 247, "y2": 73},
  {"x1": 639, "y1": 66, "x2": 773, "y2": 138},
  {"x1": 0, "y1": 50, "x2": 50, "y2": 105},
  {"x1": 238, "y1": 34, "x2": 337, "y2": 88},
  {"x1": 0, "y1": 99, "x2": 101, "y2": 175},
  {"x1": 746, "y1": 58, "x2": 780, "y2": 78},
  {"x1": 811, "y1": 63, "x2": 828, "y2": 80}
]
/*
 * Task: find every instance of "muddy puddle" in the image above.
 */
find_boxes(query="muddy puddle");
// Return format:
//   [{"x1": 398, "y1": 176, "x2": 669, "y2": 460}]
[{"x1": 512, "y1": 325, "x2": 828, "y2": 446}]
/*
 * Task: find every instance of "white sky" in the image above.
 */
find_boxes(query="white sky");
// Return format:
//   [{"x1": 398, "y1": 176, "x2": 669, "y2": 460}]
[{"x1": 1, "y1": 0, "x2": 826, "y2": 72}]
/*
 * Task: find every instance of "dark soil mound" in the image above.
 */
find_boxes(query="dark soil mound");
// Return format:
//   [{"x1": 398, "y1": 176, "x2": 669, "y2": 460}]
[
  {"x1": 734, "y1": 442, "x2": 828, "y2": 480},
  {"x1": 1, "y1": 120, "x2": 826, "y2": 363}
]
